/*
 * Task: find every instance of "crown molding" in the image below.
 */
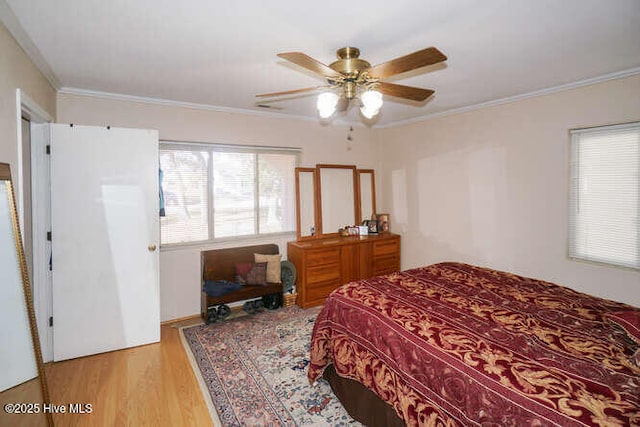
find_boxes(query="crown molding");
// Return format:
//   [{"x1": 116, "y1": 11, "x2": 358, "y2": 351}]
[
  {"x1": 379, "y1": 66, "x2": 640, "y2": 129},
  {"x1": 0, "y1": 0, "x2": 60, "y2": 89},
  {"x1": 58, "y1": 87, "x2": 372, "y2": 127},
  {"x1": 58, "y1": 87, "x2": 324, "y2": 122}
]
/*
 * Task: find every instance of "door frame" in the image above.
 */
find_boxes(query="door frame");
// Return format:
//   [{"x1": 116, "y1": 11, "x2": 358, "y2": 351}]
[{"x1": 16, "y1": 89, "x2": 54, "y2": 362}]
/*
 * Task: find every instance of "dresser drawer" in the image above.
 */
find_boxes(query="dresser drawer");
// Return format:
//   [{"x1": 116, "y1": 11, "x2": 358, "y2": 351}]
[
  {"x1": 373, "y1": 238, "x2": 399, "y2": 257},
  {"x1": 373, "y1": 255, "x2": 400, "y2": 276},
  {"x1": 306, "y1": 248, "x2": 341, "y2": 267},
  {"x1": 307, "y1": 263, "x2": 341, "y2": 285},
  {"x1": 306, "y1": 281, "x2": 342, "y2": 305}
]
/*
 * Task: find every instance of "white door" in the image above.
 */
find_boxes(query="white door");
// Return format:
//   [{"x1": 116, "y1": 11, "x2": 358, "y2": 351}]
[{"x1": 50, "y1": 124, "x2": 160, "y2": 361}]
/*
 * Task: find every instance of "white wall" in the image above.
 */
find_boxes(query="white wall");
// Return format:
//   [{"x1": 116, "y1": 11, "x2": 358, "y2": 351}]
[
  {"x1": 57, "y1": 93, "x2": 381, "y2": 321},
  {"x1": 377, "y1": 74, "x2": 640, "y2": 307}
]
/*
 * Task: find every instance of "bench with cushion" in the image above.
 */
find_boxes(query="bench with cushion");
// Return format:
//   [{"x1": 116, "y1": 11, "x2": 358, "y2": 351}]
[{"x1": 200, "y1": 243, "x2": 283, "y2": 323}]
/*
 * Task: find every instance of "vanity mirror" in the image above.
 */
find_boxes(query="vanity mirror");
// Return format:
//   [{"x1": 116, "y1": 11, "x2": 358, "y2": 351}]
[
  {"x1": 0, "y1": 163, "x2": 52, "y2": 427},
  {"x1": 316, "y1": 164, "x2": 358, "y2": 237},
  {"x1": 295, "y1": 167, "x2": 317, "y2": 240},
  {"x1": 294, "y1": 164, "x2": 376, "y2": 240},
  {"x1": 356, "y1": 169, "x2": 376, "y2": 223}
]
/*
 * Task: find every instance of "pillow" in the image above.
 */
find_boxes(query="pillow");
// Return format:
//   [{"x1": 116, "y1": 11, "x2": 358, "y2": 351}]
[
  {"x1": 246, "y1": 262, "x2": 267, "y2": 285},
  {"x1": 254, "y1": 253, "x2": 282, "y2": 283},
  {"x1": 235, "y1": 262, "x2": 253, "y2": 285},
  {"x1": 608, "y1": 311, "x2": 640, "y2": 345}
]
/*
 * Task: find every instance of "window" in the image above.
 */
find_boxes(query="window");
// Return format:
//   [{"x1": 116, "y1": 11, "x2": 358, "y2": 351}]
[
  {"x1": 160, "y1": 142, "x2": 298, "y2": 245},
  {"x1": 568, "y1": 122, "x2": 639, "y2": 270}
]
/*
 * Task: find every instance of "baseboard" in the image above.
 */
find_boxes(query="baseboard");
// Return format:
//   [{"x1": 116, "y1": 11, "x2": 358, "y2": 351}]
[{"x1": 161, "y1": 314, "x2": 202, "y2": 326}]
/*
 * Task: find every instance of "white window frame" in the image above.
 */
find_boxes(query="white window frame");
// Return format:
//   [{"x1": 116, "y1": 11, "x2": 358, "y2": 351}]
[
  {"x1": 159, "y1": 140, "x2": 300, "y2": 248},
  {"x1": 568, "y1": 122, "x2": 640, "y2": 271}
]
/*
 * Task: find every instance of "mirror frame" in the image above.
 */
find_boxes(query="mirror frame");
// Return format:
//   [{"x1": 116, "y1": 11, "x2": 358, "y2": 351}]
[
  {"x1": 294, "y1": 167, "x2": 318, "y2": 241},
  {"x1": 316, "y1": 164, "x2": 358, "y2": 238},
  {"x1": 356, "y1": 169, "x2": 376, "y2": 224},
  {"x1": 0, "y1": 163, "x2": 52, "y2": 426}
]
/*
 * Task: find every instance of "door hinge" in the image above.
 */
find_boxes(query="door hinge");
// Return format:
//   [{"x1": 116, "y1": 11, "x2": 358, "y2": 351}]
[
  {"x1": 47, "y1": 231, "x2": 52, "y2": 241},
  {"x1": 49, "y1": 316, "x2": 53, "y2": 327},
  {"x1": 46, "y1": 145, "x2": 50, "y2": 154}
]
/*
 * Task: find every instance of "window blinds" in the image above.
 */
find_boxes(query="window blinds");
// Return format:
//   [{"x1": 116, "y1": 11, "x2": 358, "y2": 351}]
[
  {"x1": 159, "y1": 142, "x2": 298, "y2": 245},
  {"x1": 568, "y1": 122, "x2": 640, "y2": 270},
  {"x1": 212, "y1": 151, "x2": 256, "y2": 238},
  {"x1": 159, "y1": 148, "x2": 210, "y2": 244}
]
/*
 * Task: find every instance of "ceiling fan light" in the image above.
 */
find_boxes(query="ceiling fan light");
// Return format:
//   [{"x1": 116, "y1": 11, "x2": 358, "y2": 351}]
[
  {"x1": 360, "y1": 105, "x2": 379, "y2": 119},
  {"x1": 361, "y1": 90, "x2": 383, "y2": 110},
  {"x1": 317, "y1": 92, "x2": 339, "y2": 118},
  {"x1": 360, "y1": 90, "x2": 383, "y2": 119}
]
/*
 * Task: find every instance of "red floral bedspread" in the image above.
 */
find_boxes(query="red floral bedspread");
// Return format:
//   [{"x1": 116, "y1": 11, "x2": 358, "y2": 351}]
[{"x1": 308, "y1": 262, "x2": 640, "y2": 426}]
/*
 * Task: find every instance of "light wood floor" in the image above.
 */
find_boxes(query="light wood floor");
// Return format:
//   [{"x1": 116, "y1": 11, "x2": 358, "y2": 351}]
[
  {"x1": 0, "y1": 377, "x2": 49, "y2": 427},
  {"x1": 44, "y1": 323, "x2": 214, "y2": 426}
]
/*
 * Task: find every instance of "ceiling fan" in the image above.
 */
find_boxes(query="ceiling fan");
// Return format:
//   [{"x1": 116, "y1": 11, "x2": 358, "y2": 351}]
[{"x1": 256, "y1": 46, "x2": 447, "y2": 119}]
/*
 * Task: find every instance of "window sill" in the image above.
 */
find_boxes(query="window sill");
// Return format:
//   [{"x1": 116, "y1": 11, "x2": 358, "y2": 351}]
[
  {"x1": 568, "y1": 255, "x2": 640, "y2": 272},
  {"x1": 159, "y1": 232, "x2": 296, "y2": 253}
]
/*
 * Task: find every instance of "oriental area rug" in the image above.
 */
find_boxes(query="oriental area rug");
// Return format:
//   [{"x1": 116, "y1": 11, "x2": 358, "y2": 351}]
[{"x1": 180, "y1": 306, "x2": 361, "y2": 426}]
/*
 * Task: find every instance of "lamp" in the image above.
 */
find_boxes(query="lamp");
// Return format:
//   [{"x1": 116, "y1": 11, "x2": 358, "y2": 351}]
[
  {"x1": 360, "y1": 90, "x2": 383, "y2": 119},
  {"x1": 317, "y1": 92, "x2": 339, "y2": 119}
]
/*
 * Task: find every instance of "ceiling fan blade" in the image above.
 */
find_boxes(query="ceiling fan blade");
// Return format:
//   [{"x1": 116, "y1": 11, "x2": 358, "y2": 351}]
[
  {"x1": 256, "y1": 86, "x2": 327, "y2": 98},
  {"x1": 277, "y1": 52, "x2": 344, "y2": 79},
  {"x1": 367, "y1": 47, "x2": 447, "y2": 79},
  {"x1": 375, "y1": 81, "x2": 434, "y2": 102}
]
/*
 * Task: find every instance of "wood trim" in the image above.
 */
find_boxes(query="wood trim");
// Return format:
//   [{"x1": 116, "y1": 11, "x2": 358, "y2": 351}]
[
  {"x1": 355, "y1": 170, "x2": 362, "y2": 225},
  {"x1": 160, "y1": 314, "x2": 202, "y2": 326},
  {"x1": 0, "y1": 162, "x2": 10, "y2": 180}
]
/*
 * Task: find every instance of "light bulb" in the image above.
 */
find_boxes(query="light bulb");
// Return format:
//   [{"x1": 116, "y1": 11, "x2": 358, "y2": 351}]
[
  {"x1": 360, "y1": 90, "x2": 383, "y2": 119},
  {"x1": 360, "y1": 105, "x2": 378, "y2": 119},
  {"x1": 317, "y1": 92, "x2": 339, "y2": 119}
]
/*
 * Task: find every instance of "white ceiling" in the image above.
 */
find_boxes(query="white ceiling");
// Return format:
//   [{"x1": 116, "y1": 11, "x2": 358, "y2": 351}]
[{"x1": 3, "y1": 0, "x2": 640, "y2": 127}]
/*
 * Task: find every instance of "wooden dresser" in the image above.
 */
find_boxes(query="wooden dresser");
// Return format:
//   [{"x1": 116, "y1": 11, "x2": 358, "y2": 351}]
[{"x1": 287, "y1": 233, "x2": 401, "y2": 308}]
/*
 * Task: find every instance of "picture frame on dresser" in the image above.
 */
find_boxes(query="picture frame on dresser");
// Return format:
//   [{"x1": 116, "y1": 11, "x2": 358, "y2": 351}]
[
  {"x1": 376, "y1": 213, "x2": 389, "y2": 233},
  {"x1": 364, "y1": 219, "x2": 378, "y2": 234}
]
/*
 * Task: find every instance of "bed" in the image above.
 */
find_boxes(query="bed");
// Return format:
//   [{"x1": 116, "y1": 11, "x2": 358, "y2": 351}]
[{"x1": 308, "y1": 262, "x2": 640, "y2": 426}]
